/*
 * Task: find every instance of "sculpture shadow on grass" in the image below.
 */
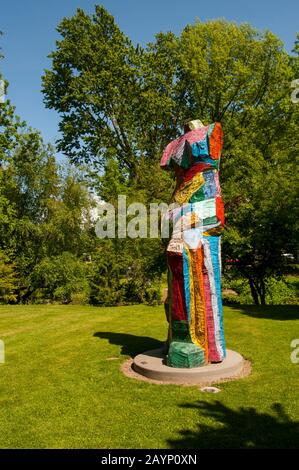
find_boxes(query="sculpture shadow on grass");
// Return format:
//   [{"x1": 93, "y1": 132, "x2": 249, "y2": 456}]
[
  {"x1": 93, "y1": 331, "x2": 164, "y2": 357},
  {"x1": 226, "y1": 304, "x2": 299, "y2": 321},
  {"x1": 167, "y1": 401, "x2": 299, "y2": 449}
]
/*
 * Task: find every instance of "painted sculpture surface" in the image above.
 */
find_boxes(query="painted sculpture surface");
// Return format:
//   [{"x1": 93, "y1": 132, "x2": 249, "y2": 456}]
[{"x1": 160, "y1": 119, "x2": 226, "y2": 368}]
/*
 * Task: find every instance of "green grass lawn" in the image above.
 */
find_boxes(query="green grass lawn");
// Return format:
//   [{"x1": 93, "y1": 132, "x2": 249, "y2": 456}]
[{"x1": 0, "y1": 303, "x2": 298, "y2": 448}]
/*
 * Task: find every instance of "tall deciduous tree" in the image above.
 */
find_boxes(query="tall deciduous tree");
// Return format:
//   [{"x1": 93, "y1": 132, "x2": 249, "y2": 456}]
[
  {"x1": 42, "y1": 7, "x2": 299, "y2": 304},
  {"x1": 178, "y1": 20, "x2": 299, "y2": 304}
]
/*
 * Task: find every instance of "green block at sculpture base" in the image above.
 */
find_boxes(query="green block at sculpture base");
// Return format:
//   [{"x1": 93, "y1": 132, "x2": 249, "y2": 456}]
[
  {"x1": 167, "y1": 341, "x2": 206, "y2": 368},
  {"x1": 171, "y1": 320, "x2": 192, "y2": 342}
]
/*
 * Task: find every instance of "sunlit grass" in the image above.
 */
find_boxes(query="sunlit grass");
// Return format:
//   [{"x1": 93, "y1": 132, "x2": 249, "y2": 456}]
[{"x1": 0, "y1": 304, "x2": 298, "y2": 448}]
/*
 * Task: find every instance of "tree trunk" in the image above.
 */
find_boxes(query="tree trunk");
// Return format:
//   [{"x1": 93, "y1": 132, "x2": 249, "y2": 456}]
[
  {"x1": 249, "y1": 277, "x2": 260, "y2": 305},
  {"x1": 259, "y1": 279, "x2": 266, "y2": 305},
  {"x1": 248, "y1": 277, "x2": 267, "y2": 305}
]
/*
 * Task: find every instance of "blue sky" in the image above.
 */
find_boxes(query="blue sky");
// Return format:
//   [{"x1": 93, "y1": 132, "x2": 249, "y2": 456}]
[{"x1": 0, "y1": 0, "x2": 298, "y2": 147}]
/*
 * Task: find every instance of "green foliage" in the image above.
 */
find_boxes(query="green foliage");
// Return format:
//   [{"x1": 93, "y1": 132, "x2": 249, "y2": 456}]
[
  {"x1": 0, "y1": 97, "x2": 26, "y2": 166},
  {"x1": 88, "y1": 240, "x2": 126, "y2": 306},
  {"x1": 29, "y1": 252, "x2": 90, "y2": 304},
  {"x1": 0, "y1": 108, "x2": 97, "y2": 303},
  {"x1": 0, "y1": 167, "x2": 17, "y2": 255},
  {"x1": 42, "y1": 6, "x2": 184, "y2": 176},
  {"x1": 122, "y1": 260, "x2": 162, "y2": 306},
  {"x1": 266, "y1": 277, "x2": 299, "y2": 305},
  {"x1": 0, "y1": 251, "x2": 18, "y2": 303},
  {"x1": 222, "y1": 275, "x2": 299, "y2": 305},
  {"x1": 88, "y1": 239, "x2": 162, "y2": 306},
  {"x1": 222, "y1": 278, "x2": 253, "y2": 305}
]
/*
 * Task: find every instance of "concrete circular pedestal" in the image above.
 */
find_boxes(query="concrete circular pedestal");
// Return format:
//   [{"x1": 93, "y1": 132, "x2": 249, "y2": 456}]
[{"x1": 133, "y1": 348, "x2": 245, "y2": 385}]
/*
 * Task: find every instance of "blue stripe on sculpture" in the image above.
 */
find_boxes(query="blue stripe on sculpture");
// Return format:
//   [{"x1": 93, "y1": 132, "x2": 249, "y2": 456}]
[
  {"x1": 209, "y1": 236, "x2": 226, "y2": 357},
  {"x1": 183, "y1": 246, "x2": 191, "y2": 322},
  {"x1": 203, "y1": 171, "x2": 217, "y2": 199}
]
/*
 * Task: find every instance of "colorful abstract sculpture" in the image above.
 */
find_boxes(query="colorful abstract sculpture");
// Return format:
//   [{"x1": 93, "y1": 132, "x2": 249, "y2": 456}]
[{"x1": 160, "y1": 119, "x2": 226, "y2": 368}]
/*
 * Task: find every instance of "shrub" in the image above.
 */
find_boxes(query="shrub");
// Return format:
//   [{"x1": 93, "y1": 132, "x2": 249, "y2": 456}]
[
  {"x1": 29, "y1": 252, "x2": 90, "y2": 304},
  {"x1": 0, "y1": 251, "x2": 18, "y2": 303},
  {"x1": 266, "y1": 277, "x2": 298, "y2": 305},
  {"x1": 222, "y1": 275, "x2": 299, "y2": 305}
]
